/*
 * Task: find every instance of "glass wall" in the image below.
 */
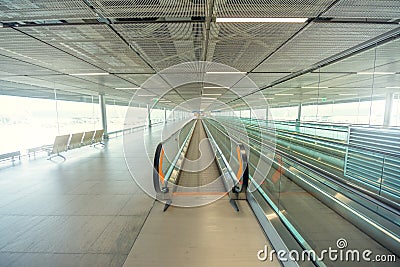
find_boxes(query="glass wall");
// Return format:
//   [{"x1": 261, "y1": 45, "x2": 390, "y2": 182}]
[
  {"x1": 391, "y1": 93, "x2": 400, "y2": 126},
  {"x1": 57, "y1": 99, "x2": 101, "y2": 134},
  {"x1": 240, "y1": 109, "x2": 251, "y2": 118},
  {"x1": 253, "y1": 108, "x2": 268, "y2": 120},
  {"x1": 301, "y1": 99, "x2": 385, "y2": 125},
  {"x1": 150, "y1": 108, "x2": 165, "y2": 124},
  {"x1": 108, "y1": 102, "x2": 147, "y2": 132},
  {"x1": 270, "y1": 105, "x2": 298, "y2": 121},
  {"x1": 0, "y1": 95, "x2": 100, "y2": 154},
  {"x1": 166, "y1": 109, "x2": 172, "y2": 121}
]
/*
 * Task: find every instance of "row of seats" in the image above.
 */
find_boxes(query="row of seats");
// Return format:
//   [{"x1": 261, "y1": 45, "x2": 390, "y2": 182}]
[
  {"x1": 0, "y1": 151, "x2": 21, "y2": 165},
  {"x1": 43, "y1": 129, "x2": 105, "y2": 160}
]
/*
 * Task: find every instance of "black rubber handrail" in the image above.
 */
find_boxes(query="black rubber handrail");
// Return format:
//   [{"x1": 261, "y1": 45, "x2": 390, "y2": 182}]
[
  {"x1": 152, "y1": 120, "x2": 196, "y2": 195},
  {"x1": 153, "y1": 143, "x2": 164, "y2": 194},
  {"x1": 233, "y1": 143, "x2": 249, "y2": 194}
]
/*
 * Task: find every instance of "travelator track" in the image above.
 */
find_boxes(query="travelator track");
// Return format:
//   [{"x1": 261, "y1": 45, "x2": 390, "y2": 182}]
[
  {"x1": 153, "y1": 119, "x2": 249, "y2": 212},
  {"x1": 203, "y1": 117, "x2": 399, "y2": 267},
  {"x1": 149, "y1": 118, "x2": 399, "y2": 267},
  {"x1": 143, "y1": 118, "x2": 290, "y2": 267}
]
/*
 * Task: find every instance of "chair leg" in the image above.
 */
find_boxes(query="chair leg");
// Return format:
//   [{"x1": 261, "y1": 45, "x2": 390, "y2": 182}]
[
  {"x1": 93, "y1": 142, "x2": 105, "y2": 148},
  {"x1": 48, "y1": 153, "x2": 66, "y2": 160}
]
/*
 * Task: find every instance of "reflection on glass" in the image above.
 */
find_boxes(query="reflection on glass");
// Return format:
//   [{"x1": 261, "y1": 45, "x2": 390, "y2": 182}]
[{"x1": 0, "y1": 95, "x2": 100, "y2": 154}]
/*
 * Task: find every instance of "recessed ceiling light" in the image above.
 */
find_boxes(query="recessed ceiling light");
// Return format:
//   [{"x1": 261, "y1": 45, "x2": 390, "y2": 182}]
[
  {"x1": 115, "y1": 87, "x2": 140, "y2": 90},
  {"x1": 357, "y1": 72, "x2": 396, "y2": 75},
  {"x1": 386, "y1": 86, "x2": 400, "y2": 89},
  {"x1": 138, "y1": 94, "x2": 156, "y2": 97},
  {"x1": 158, "y1": 100, "x2": 171, "y2": 103},
  {"x1": 275, "y1": 93, "x2": 294, "y2": 96},
  {"x1": 202, "y1": 93, "x2": 222, "y2": 96},
  {"x1": 310, "y1": 97, "x2": 327, "y2": 100},
  {"x1": 69, "y1": 72, "x2": 109, "y2": 76},
  {"x1": 216, "y1": 17, "x2": 308, "y2": 23},
  {"x1": 339, "y1": 93, "x2": 358, "y2": 96},
  {"x1": 203, "y1": 86, "x2": 229, "y2": 89}
]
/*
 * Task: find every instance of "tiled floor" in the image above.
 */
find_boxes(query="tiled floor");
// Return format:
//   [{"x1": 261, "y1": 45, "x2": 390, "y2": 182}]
[
  {"x1": 124, "y1": 199, "x2": 280, "y2": 267},
  {"x1": 0, "y1": 125, "x2": 160, "y2": 267},
  {"x1": 2, "y1": 119, "x2": 394, "y2": 267}
]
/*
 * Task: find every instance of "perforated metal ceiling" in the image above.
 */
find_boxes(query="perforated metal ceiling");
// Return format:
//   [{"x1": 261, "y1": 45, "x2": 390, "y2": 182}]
[
  {"x1": 323, "y1": 0, "x2": 400, "y2": 19},
  {"x1": 207, "y1": 22, "x2": 304, "y2": 71},
  {"x1": 254, "y1": 22, "x2": 399, "y2": 73},
  {"x1": 114, "y1": 22, "x2": 204, "y2": 70},
  {"x1": 18, "y1": 24, "x2": 153, "y2": 74},
  {"x1": 0, "y1": 28, "x2": 102, "y2": 73},
  {"x1": 0, "y1": 0, "x2": 96, "y2": 22},
  {"x1": 91, "y1": 0, "x2": 207, "y2": 19},
  {"x1": 213, "y1": 0, "x2": 336, "y2": 18},
  {"x1": 0, "y1": 1, "x2": 399, "y2": 108}
]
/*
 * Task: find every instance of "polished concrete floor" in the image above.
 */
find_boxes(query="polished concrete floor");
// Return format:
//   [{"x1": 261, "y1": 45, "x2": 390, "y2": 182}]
[
  {"x1": 122, "y1": 120, "x2": 278, "y2": 266},
  {"x1": 0, "y1": 120, "x2": 275, "y2": 267},
  {"x1": 0, "y1": 127, "x2": 158, "y2": 267},
  {"x1": 124, "y1": 199, "x2": 279, "y2": 267}
]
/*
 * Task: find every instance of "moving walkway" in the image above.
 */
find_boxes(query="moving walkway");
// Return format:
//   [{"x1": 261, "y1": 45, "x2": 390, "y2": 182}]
[
  {"x1": 127, "y1": 118, "x2": 399, "y2": 267},
  {"x1": 125, "y1": 119, "x2": 285, "y2": 267},
  {"x1": 204, "y1": 117, "x2": 399, "y2": 267}
]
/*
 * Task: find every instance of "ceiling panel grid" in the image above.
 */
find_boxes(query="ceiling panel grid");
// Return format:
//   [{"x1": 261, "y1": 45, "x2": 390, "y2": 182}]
[
  {"x1": 247, "y1": 73, "x2": 290, "y2": 88},
  {"x1": 213, "y1": 0, "x2": 336, "y2": 18},
  {"x1": 114, "y1": 22, "x2": 204, "y2": 70},
  {"x1": 254, "y1": 23, "x2": 399, "y2": 73},
  {"x1": 91, "y1": 0, "x2": 208, "y2": 18},
  {"x1": 323, "y1": 0, "x2": 400, "y2": 19},
  {"x1": 0, "y1": 0, "x2": 96, "y2": 22},
  {"x1": 0, "y1": 55, "x2": 58, "y2": 76},
  {"x1": 207, "y1": 22, "x2": 304, "y2": 71},
  {"x1": 116, "y1": 73, "x2": 153, "y2": 85},
  {"x1": 0, "y1": 28, "x2": 104, "y2": 74},
  {"x1": 18, "y1": 25, "x2": 153, "y2": 73}
]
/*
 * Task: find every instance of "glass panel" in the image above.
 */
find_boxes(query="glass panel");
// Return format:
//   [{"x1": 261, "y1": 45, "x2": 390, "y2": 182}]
[
  {"x1": 240, "y1": 109, "x2": 251, "y2": 118},
  {"x1": 270, "y1": 105, "x2": 297, "y2": 121},
  {"x1": 151, "y1": 108, "x2": 164, "y2": 124},
  {"x1": 0, "y1": 95, "x2": 57, "y2": 153},
  {"x1": 111, "y1": 104, "x2": 147, "y2": 131},
  {"x1": 391, "y1": 93, "x2": 400, "y2": 126},
  {"x1": 57, "y1": 99, "x2": 100, "y2": 134},
  {"x1": 253, "y1": 108, "x2": 268, "y2": 120},
  {"x1": 0, "y1": 95, "x2": 100, "y2": 154}
]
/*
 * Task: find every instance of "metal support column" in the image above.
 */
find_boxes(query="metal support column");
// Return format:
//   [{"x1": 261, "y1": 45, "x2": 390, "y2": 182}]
[
  {"x1": 99, "y1": 93, "x2": 109, "y2": 139},
  {"x1": 383, "y1": 92, "x2": 394, "y2": 126},
  {"x1": 297, "y1": 103, "x2": 302, "y2": 122},
  {"x1": 147, "y1": 104, "x2": 152, "y2": 126},
  {"x1": 296, "y1": 103, "x2": 302, "y2": 131}
]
